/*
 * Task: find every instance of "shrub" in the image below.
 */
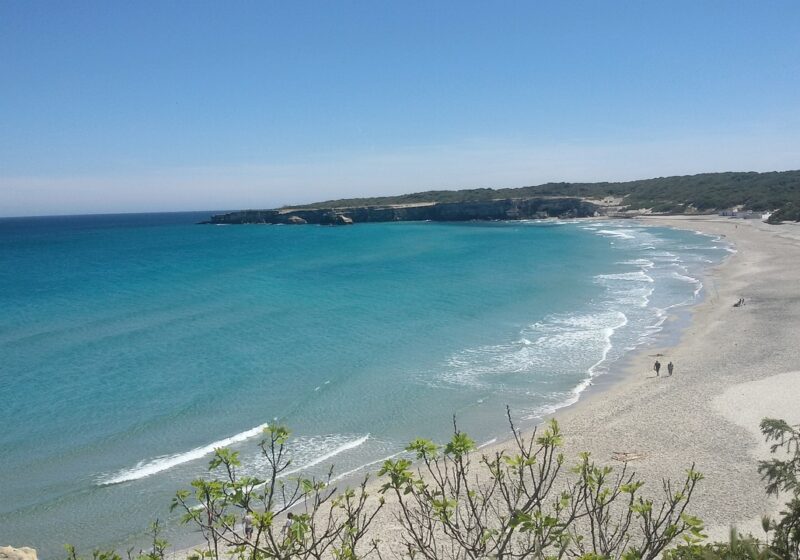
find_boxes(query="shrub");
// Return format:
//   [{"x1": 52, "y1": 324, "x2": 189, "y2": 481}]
[{"x1": 758, "y1": 418, "x2": 800, "y2": 559}]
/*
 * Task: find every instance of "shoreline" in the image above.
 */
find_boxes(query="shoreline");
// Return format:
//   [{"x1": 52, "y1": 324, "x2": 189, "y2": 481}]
[
  {"x1": 339, "y1": 215, "x2": 800, "y2": 551},
  {"x1": 543, "y1": 216, "x2": 800, "y2": 539},
  {"x1": 164, "y1": 216, "x2": 800, "y2": 557}
]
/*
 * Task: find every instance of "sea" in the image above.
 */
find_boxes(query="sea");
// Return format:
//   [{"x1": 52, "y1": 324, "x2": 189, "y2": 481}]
[{"x1": 0, "y1": 212, "x2": 730, "y2": 557}]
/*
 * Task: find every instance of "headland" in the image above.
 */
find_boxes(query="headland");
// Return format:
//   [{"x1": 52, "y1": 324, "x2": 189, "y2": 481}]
[
  {"x1": 204, "y1": 197, "x2": 599, "y2": 225},
  {"x1": 204, "y1": 170, "x2": 800, "y2": 225}
]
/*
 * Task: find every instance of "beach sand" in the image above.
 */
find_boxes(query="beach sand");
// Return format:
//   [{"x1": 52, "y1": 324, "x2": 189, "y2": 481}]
[
  {"x1": 173, "y1": 216, "x2": 800, "y2": 557},
  {"x1": 544, "y1": 216, "x2": 800, "y2": 540}
]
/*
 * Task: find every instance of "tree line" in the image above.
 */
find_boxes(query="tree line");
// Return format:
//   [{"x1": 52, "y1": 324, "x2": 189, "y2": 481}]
[{"x1": 285, "y1": 170, "x2": 800, "y2": 222}]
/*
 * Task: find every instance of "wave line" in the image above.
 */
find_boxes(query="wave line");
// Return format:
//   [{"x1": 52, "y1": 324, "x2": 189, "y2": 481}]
[{"x1": 98, "y1": 423, "x2": 269, "y2": 485}]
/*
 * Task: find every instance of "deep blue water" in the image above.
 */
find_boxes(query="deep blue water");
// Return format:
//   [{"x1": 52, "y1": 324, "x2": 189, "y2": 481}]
[{"x1": 0, "y1": 213, "x2": 729, "y2": 556}]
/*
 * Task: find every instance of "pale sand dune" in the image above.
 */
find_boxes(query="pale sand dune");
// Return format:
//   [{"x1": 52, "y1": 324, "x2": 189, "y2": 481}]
[
  {"x1": 713, "y1": 370, "x2": 800, "y2": 461},
  {"x1": 709, "y1": 370, "x2": 800, "y2": 538}
]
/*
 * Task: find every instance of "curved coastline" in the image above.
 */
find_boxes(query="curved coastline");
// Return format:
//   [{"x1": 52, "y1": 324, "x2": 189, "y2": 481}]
[
  {"x1": 290, "y1": 216, "x2": 800, "y2": 546},
  {"x1": 168, "y1": 218, "x2": 730, "y2": 558},
  {"x1": 310, "y1": 216, "x2": 800, "y2": 554},
  {"x1": 534, "y1": 216, "x2": 800, "y2": 540},
  {"x1": 92, "y1": 217, "x2": 800, "y2": 557}
]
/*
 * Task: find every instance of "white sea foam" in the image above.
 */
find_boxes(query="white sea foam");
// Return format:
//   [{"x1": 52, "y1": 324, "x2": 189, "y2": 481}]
[
  {"x1": 617, "y1": 259, "x2": 655, "y2": 268},
  {"x1": 595, "y1": 270, "x2": 654, "y2": 283},
  {"x1": 208, "y1": 433, "x2": 376, "y2": 489},
  {"x1": 437, "y1": 221, "x2": 726, "y2": 439},
  {"x1": 596, "y1": 229, "x2": 636, "y2": 239},
  {"x1": 670, "y1": 272, "x2": 703, "y2": 297},
  {"x1": 282, "y1": 434, "x2": 370, "y2": 476},
  {"x1": 559, "y1": 311, "x2": 628, "y2": 403},
  {"x1": 440, "y1": 310, "x2": 628, "y2": 390},
  {"x1": 648, "y1": 250, "x2": 679, "y2": 259},
  {"x1": 330, "y1": 450, "x2": 404, "y2": 483},
  {"x1": 99, "y1": 423, "x2": 270, "y2": 485},
  {"x1": 671, "y1": 271, "x2": 701, "y2": 285}
]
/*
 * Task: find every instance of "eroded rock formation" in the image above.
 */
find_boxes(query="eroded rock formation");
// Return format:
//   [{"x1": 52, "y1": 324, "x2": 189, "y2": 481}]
[{"x1": 204, "y1": 197, "x2": 598, "y2": 225}]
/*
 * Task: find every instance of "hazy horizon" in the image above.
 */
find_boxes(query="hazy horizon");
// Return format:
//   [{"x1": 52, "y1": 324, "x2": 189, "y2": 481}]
[{"x1": 0, "y1": 166, "x2": 797, "y2": 219}]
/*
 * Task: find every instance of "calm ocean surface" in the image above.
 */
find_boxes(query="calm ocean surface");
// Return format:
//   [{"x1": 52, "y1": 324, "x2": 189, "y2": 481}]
[{"x1": 0, "y1": 213, "x2": 729, "y2": 556}]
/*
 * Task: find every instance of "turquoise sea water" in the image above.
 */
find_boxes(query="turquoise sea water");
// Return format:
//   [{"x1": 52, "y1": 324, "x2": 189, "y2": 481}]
[{"x1": 0, "y1": 214, "x2": 729, "y2": 556}]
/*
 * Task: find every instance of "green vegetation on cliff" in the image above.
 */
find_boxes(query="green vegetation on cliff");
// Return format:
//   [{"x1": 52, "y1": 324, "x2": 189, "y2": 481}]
[
  {"x1": 288, "y1": 170, "x2": 800, "y2": 220},
  {"x1": 767, "y1": 202, "x2": 800, "y2": 224}
]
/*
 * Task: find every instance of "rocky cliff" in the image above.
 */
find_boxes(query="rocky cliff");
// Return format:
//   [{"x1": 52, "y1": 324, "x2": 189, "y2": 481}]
[{"x1": 204, "y1": 197, "x2": 598, "y2": 225}]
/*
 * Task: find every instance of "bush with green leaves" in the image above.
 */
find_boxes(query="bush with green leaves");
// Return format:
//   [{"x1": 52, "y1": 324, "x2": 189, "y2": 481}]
[
  {"x1": 170, "y1": 424, "x2": 384, "y2": 560},
  {"x1": 664, "y1": 529, "x2": 779, "y2": 560},
  {"x1": 64, "y1": 521, "x2": 169, "y2": 560},
  {"x1": 66, "y1": 413, "x2": 706, "y2": 560},
  {"x1": 758, "y1": 418, "x2": 800, "y2": 559},
  {"x1": 379, "y1": 411, "x2": 704, "y2": 560}
]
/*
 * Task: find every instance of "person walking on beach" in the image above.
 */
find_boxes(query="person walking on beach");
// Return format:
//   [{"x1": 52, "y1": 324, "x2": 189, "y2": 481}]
[
  {"x1": 654, "y1": 360, "x2": 661, "y2": 377},
  {"x1": 244, "y1": 512, "x2": 253, "y2": 540},
  {"x1": 282, "y1": 512, "x2": 295, "y2": 540},
  {"x1": 667, "y1": 361, "x2": 674, "y2": 376}
]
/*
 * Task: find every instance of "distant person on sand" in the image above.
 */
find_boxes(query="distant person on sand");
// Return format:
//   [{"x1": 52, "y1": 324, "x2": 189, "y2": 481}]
[
  {"x1": 667, "y1": 361, "x2": 674, "y2": 376},
  {"x1": 244, "y1": 512, "x2": 253, "y2": 540},
  {"x1": 654, "y1": 360, "x2": 661, "y2": 376},
  {"x1": 283, "y1": 512, "x2": 295, "y2": 539}
]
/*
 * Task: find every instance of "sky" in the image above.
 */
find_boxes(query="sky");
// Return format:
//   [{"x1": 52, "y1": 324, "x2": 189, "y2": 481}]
[{"x1": 1, "y1": 1, "x2": 799, "y2": 216}]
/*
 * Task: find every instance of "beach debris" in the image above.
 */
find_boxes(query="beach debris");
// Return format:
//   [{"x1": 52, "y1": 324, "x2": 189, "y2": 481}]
[{"x1": 611, "y1": 451, "x2": 647, "y2": 462}]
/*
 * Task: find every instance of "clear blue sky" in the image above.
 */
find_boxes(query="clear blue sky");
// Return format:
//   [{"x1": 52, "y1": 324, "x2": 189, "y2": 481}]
[{"x1": 1, "y1": 1, "x2": 799, "y2": 216}]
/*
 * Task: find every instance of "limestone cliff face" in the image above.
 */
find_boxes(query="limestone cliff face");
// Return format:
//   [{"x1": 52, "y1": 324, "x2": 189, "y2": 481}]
[{"x1": 205, "y1": 198, "x2": 597, "y2": 225}]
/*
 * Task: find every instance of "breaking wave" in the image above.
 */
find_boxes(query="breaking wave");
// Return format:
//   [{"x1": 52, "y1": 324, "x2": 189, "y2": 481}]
[{"x1": 98, "y1": 423, "x2": 269, "y2": 485}]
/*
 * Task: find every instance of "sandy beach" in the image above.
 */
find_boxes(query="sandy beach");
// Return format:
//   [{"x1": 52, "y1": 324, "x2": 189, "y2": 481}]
[{"x1": 545, "y1": 215, "x2": 800, "y2": 540}]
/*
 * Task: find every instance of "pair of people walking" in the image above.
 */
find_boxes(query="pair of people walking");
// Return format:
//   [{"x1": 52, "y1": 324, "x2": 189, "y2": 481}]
[{"x1": 653, "y1": 360, "x2": 674, "y2": 377}]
